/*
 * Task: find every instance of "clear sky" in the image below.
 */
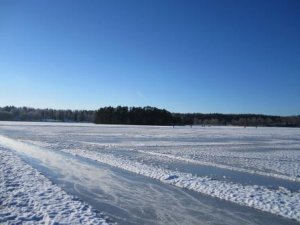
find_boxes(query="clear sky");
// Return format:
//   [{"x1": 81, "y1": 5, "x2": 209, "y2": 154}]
[{"x1": 0, "y1": 0, "x2": 299, "y2": 115}]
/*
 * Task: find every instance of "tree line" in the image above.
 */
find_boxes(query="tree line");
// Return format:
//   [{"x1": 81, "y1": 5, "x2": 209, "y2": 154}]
[
  {"x1": 175, "y1": 113, "x2": 300, "y2": 127},
  {"x1": 95, "y1": 106, "x2": 173, "y2": 125},
  {"x1": 0, "y1": 106, "x2": 94, "y2": 122},
  {"x1": 0, "y1": 106, "x2": 299, "y2": 127}
]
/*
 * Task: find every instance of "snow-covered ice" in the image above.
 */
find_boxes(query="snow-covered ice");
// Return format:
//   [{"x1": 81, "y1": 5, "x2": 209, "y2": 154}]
[
  {"x1": 0, "y1": 122, "x2": 300, "y2": 223},
  {"x1": 60, "y1": 147, "x2": 300, "y2": 222},
  {"x1": 0, "y1": 147, "x2": 111, "y2": 225}
]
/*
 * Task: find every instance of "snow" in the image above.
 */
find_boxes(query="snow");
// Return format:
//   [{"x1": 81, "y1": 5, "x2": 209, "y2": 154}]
[
  {"x1": 134, "y1": 149, "x2": 300, "y2": 182},
  {"x1": 22, "y1": 125, "x2": 300, "y2": 181},
  {"x1": 0, "y1": 147, "x2": 111, "y2": 225},
  {"x1": 61, "y1": 147, "x2": 300, "y2": 222},
  {"x1": 0, "y1": 122, "x2": 300, "y2": 223}
]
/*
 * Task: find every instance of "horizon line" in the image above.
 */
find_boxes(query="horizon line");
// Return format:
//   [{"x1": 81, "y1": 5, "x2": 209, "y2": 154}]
[{"x1": 1, "y1": 105, "x2": 299, "y2": 117}]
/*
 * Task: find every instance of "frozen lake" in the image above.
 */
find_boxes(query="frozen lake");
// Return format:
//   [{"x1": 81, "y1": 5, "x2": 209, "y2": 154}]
[{"x1": 0, "y1": 122, "x2": 300, "y2": 224}]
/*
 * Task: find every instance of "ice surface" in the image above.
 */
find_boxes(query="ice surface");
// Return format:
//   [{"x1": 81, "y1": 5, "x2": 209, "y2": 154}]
[
  {"x1": 2, "y1": 122, "x2": 298, "y2": 181},
  {"x1": 0, "y1": 147, "x2": 111, "y2": 225},
  {"x1": 61, "y1": 147, "x2": 300, "y2": 222},
  {"x1": 0, "y1": 122, "x2": 300, "y2": 223}
]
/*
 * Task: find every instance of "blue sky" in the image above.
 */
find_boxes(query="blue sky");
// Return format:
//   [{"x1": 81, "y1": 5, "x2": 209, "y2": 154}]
[{"x1": 0, "y1": 0, "x2": 299, "y2": 115}]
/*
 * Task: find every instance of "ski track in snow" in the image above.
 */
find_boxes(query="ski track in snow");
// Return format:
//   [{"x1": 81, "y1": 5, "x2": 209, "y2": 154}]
[{"x1": 0, "y1": 147, "x2": 112, "y2": 225}]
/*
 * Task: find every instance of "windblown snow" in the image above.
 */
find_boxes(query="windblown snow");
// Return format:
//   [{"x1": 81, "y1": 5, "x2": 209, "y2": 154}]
[
  {"x1": 0, "y1": 147, "x2": 111, "y2": 225},
  {"x1": 62, "y1": 147, "x2": 300, "y2": 222},
  {"x1": 0, "y1": 122, "x2": 300, "y2": 223}
]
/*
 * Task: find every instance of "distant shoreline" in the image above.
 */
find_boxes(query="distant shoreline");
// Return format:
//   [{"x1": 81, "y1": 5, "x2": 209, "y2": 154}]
[{"x1": 1, "y1": 106, "x2": 299, "y2": 128}]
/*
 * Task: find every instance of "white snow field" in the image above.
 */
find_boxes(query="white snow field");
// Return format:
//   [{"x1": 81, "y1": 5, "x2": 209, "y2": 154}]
[
  {"x1": 0, "y1": 147, "x2": 111, "y2": 225},
  {"x1": 0, "y1": 122, "x2": 300, "y2": 224}
]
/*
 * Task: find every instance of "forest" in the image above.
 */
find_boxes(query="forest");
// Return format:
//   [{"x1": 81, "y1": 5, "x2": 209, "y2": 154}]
[
  {"x1": 0, "y1": 106, "x2": 299, "y2": 127},
  {"x1": 0, "y1": 106, "x2": 94, "y2": 122}
]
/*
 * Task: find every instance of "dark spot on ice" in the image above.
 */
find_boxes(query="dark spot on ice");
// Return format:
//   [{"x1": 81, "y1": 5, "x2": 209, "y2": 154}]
[{"x1": 165, "y1": 175, "x2": 179, "y2": 180}]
